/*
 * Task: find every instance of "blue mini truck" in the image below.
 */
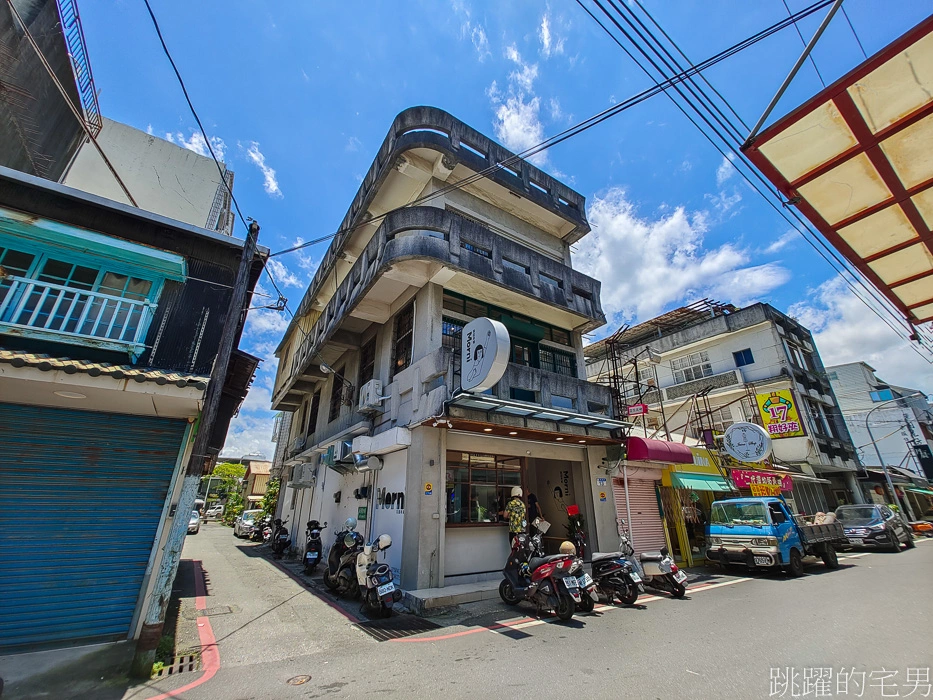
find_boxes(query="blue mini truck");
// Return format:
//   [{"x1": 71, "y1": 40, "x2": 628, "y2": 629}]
[{"x1": 706, "y1": 497, "x2": 849, "y2": 577}]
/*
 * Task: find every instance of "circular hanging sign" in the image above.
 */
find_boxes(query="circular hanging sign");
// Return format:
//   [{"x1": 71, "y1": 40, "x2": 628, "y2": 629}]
[
  {"x1": 461, "y1": 317, "x2": 510, "y2": 392},
  {"x1": 723, "y1": 422, "x2": 772, "y2": 463}
]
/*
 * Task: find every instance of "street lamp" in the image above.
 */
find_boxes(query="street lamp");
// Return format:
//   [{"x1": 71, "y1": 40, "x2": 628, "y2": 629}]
[{"x1": 864, "y1": 391, "x2": 923, "y2": 518}]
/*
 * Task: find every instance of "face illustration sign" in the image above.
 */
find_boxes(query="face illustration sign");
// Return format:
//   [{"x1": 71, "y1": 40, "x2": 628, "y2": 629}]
[{"x1": 461, "y1": 317, "x2": 511, "y2": 392}]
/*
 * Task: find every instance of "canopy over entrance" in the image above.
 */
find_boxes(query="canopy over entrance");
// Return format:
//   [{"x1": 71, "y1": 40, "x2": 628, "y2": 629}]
[
  {"x1": 626, "y1": 437, "x2": 694, "y2": 464},
  {"x1": 743, "y1": 17, "x2": 933, "y2": 325}
]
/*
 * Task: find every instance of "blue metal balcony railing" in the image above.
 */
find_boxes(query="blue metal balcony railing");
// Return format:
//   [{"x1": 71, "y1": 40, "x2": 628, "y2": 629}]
[
  {"x1": 56, "y1": 0, "x2": 102, "y2": 136},
  {"x1": 0, "y1": 276, "x2": 155, "y2": 354}
]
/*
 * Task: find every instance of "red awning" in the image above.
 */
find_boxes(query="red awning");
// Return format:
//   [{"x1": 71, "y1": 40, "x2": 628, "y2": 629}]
[{"x1": 626, "y1": 437, "x2": 694, "y2": 464}]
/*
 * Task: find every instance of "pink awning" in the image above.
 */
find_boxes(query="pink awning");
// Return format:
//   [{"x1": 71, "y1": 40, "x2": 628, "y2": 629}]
[{"x1": 626, "y1": 437, "x2": 694, "y2": 464}]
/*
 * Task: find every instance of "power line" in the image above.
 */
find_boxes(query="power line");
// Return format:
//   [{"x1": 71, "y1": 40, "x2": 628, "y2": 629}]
[
  {"x1": 271, "y1": 0, "x2": 838, "y2": 260},
  {"x1": 5, "y1": 0, "x2": 138, "y2": 206},
  {"x1": 782, "y1": 0, "x2": 826, "y2": 86},
  {"x1": 141, "y1": 0, "x2": 246, "y2": 228},
  {"x1": 841, "y1": 5, "x2": 869, "y2": 59},
  {"x1": 580, "y1": 0, "x2": 933, "y2": 364}
]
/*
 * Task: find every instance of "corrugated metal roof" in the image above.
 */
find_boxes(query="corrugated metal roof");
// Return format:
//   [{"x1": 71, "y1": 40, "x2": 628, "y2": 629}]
[{"x1": 0, "y1": 349, "x2": 209, "y2": 389}]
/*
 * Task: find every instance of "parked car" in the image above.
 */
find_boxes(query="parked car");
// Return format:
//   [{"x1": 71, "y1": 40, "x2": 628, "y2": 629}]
[
  {"x1": 835, "y1": 504, "x2": 915, "y2": 552},
  {"x1": 234, "y1": 509, "x2": 263, "y2": 538},
  {"x1": 187, "y1": 510, "x2": 201, "y2": 535},
  {"x1": 206, "y1": 504, "x2": 224, "y2": 518}
]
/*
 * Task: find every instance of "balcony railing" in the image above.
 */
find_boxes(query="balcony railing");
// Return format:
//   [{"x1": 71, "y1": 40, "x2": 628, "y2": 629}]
[
  {"x1": 664, "y1": 369, "x2": 740, "y2": 401},
  {"x1": 0, "y1": 276, "x2": 155, "y2": 356}
]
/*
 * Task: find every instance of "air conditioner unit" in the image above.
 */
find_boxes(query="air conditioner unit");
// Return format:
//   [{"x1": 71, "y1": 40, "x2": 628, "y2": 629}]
[
  {"x1": 291, "y1": 461, "x2": 318, "y2": 488},
  {"x1": 358, "y1": 379, "x2": 385, "y2": 412}
]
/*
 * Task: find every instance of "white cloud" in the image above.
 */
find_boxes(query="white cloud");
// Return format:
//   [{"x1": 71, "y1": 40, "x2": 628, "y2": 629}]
[
  {"x1": 788, "y1": 278, "x2": 933, "y2": 393},
  {"x1": 505, "y1": 44, "x2": 538, "y2": 92},
  {"x1": 549, "y1": 98, "x2": 563, "y2": 121},
  {"x1": 716, "y1": 152, "x2": 736, "y2": 186},
  {"x1": 573, "y1": 188, "x2": 789, "y2": 323},
  {"x1": 244, "y1": 141, "x2": 283, "y2": 198},
  {"x1": 763, "y1": 230, "x2": 798, "y2": 254},
  {"x1": 345, "y1": 136, "x2": 362, "y2": 152},
  {"x1": 222, "y1": 409, "x2": 276, "y2": 460},
  {"x1": 488, "y1": 46, "x2": 549, "y2": 167},
  {"x1": 146, "y1": 124, "x2": 154, "y2": 136},
  {"x1": 538, "y1": 11, "x2": 565, "y2": 58},
  {"x1": 165, "y1": 131, "x2": 227, "y2": 161},
  {"x1": 470, "y1": 25, "x2": 490, "y2": 61},
  {"x1": 266, "y1": 258, "x2": 303, "y2": 288},
  {"x1": 245, "y1": 308, "x2": 290, "y2": 336}
]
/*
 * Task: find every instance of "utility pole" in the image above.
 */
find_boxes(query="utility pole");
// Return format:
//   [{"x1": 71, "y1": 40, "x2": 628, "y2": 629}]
[{"x1": 131, "y1": 221, "x2": 260, "y2": 677}]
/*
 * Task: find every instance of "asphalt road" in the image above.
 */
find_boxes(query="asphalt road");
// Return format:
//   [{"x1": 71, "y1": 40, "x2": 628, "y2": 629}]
[{"x1": 127, "y1": 522, "x2": 933, "y2": 700}]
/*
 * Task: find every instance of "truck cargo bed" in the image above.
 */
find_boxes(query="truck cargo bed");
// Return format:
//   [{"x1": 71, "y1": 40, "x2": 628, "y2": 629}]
[{"x1": 795, "y1": 519, "x2": 847, "y2": 545}]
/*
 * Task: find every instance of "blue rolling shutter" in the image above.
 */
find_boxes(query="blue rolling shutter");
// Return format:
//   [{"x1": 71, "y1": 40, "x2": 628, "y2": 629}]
[{"x1": 0, "y1": 402, "x2": 187, "y2": 650}]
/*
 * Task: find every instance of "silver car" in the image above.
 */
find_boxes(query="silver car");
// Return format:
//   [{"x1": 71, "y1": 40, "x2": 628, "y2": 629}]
[
  {"x1": 187, "y1": 510, "x2": 201, "y2": 535},
  {"x1": 234, "y1": 509, "x2": 263, "y2": 538}
]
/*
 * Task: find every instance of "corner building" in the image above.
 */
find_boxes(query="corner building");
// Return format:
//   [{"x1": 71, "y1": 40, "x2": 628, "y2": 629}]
[{"x1": 272, "y1": 107, "x2": 628, "y2": 591}]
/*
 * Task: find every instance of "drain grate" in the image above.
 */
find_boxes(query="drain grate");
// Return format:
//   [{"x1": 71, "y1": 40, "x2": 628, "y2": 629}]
[
  {"x1": 153, "y1": 653, "x2": 201, "y2": 678},
  {"x1": 353, "y1": 615, "x2": 441, "y2": 642}
]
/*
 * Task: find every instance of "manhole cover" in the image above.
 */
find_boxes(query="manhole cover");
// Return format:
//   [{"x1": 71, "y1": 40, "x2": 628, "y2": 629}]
[
  {"x1": 184, "y1": 605, "x2": 233, "y2": 619},
  {"x1": 353, "y1": 615, "x2": 441, "y2": 642},
  {"x1": 287, "y1": 675, "x2": 312, "y2": 685}
]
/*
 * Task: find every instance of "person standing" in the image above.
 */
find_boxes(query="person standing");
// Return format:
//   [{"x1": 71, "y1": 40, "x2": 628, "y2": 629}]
[{"x1": 506, "y1": 486, "x2": 527, "y2": 545}]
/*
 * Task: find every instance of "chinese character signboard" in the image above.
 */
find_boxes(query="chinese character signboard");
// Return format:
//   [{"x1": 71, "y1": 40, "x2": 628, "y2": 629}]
[
  {"x1": 626, "y1": 403, "x2": 649, "y2": 417},
  {"x1": 732, "y1": 469, "x2": 792, "y2": 492},
  {"x1": 756, "y1": 390, "x2": 805, "y2": 439}
]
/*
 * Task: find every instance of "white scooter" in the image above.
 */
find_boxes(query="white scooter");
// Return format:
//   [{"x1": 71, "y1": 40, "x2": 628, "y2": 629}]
[
  {"x1": 618, "y1": 519, "x2": 688, "y2": 598},
  {"x1": 355, "y1": 533, "x2": 402, "y2": 618}
]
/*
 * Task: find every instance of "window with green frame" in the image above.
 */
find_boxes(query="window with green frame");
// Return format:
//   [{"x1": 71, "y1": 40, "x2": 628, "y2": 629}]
[
  {"x1": 445, "y1": 451, "x2": 523, "y2": 525},
  {"x1": 441, "y1": 292, "x2": 577, "y2": 377},
  {"x1": 0, "y1": 243, "x2": 161, "y2": 349}
]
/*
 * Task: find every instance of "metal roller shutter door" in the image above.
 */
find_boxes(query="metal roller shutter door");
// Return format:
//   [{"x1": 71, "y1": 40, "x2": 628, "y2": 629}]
[
  {"x1": 0, "y1": 402, "x2": 187, "y2": 650},
  {"x1": 613, "y1": 477, "x2": 667, "y2": 556}
]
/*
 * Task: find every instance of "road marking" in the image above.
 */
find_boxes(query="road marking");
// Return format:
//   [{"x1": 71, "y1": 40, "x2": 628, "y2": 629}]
[
  {"x1": 392, "y1": 576, "x2": 755, "y2": 643},
  {"x1": 144, "y1": 560, "x2": 221, "y2": 700}
]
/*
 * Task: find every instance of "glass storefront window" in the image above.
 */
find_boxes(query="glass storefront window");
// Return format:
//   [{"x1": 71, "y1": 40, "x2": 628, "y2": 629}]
[{"x1": 446, "y1": 451, "x2": 523, "y2": 525}]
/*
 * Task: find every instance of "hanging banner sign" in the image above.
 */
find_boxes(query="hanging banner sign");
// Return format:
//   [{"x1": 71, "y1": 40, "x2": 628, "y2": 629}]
[
  {"x1": 461, "y1": 317, "x2": 511, "y2": 392},
  {"x1": 750, "y1": 483, "x2": 783, "y2": 497},
  {"x1": 756, "y1": 390, "x2": 806, "y2": 439},
  {"x1": 733, "y1": 469, "x2": 792, "y2": 492},
  {"x1": 626, "y1": 403, "x2": 649, "y2": 417}
]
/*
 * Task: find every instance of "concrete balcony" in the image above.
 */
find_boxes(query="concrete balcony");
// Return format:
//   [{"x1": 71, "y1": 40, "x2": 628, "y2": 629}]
[
  {"x1": 280, "y1": 206, "x2": 605, "y2": 396},
  {"x1": 664, "y1": 369, "x2": 741, "y2": 401}
]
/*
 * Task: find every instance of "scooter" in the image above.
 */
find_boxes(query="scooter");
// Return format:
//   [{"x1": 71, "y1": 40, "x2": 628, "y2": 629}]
[
  {"x1": 590, "y1": 550, "x2": 643, "y2": 606},
  {"x1": 272, "y1": 518, "x2": 291, "y2": 559},
  {"x1": 303, "y1": 520, "x2": 326, "y2": 573},
  {"x1": 532, "y1": 519, "x2": 599, "y2": 613},
  {"x1": 618, "y1": 519, "x2": 687, "y2": 598},
  {"x1": 322, "y1": 517, "x2": 364, "y2": 598},
  {"x1": 355, "y1": 533, "x2": 403, "y2": 618},
  {"x1": 498, "y1": 531, "x2": 586, "y2": 621}
]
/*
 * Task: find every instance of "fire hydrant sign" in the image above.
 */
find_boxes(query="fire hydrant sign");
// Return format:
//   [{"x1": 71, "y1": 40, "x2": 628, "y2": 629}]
[{"x1": 756, "y1": 390, "x2": 806, "y2": 439}]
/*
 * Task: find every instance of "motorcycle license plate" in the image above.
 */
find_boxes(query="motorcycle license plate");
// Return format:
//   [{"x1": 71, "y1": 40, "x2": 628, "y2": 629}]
[
  {"x1": 564, "y1": 577, "x2": 579, "y2": 589},
  {"x1": 580, "y1": 573, "x2": 594, "y2": 587},
  {"x1": 848, "y1": 538, "x2": 864, "y2": 545},
  {"x1": 629, "y1": 571, "x2": 642, "y2": 583},
  {"x1": 377, "y1": 582, "x2": 395, "y2": 596},
  {"x1": 674, "y1": 570, "x2": 688, "y2": 583},
  {"x1": 753, "y1": 557, "x2": 770, "y2": 567},
  {"x1": 306, "y1": 552, "x2": 318, "y2": 559}
]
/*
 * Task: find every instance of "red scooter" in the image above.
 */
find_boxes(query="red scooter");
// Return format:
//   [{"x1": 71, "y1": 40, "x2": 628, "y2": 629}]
[{"x1": 498, "y1": 532, "x2": 586, "y2": 621}]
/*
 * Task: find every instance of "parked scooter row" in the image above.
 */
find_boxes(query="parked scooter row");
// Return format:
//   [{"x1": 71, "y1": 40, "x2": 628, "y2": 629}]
[
  {"x1": 321, "y1": 517, "x2": 402, "y2": 617},
  {"x1": 499, "y1": 518, "x2": 688, "y2": 621}
]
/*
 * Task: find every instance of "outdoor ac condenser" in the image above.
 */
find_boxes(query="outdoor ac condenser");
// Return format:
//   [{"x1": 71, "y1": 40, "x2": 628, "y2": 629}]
[{"x1": 358, "y1": 379, "x2": 385, "y2": 412}]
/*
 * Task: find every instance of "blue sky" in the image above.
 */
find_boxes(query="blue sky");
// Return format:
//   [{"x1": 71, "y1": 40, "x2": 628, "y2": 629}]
[{"x1": 77, "y1": 1, "x2": 933, "y2": 457}]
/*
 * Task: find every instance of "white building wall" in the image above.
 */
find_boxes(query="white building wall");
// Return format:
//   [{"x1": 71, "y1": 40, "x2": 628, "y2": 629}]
[{"x1": 62, "y1": 118, "x2": 230, "y2": 233}]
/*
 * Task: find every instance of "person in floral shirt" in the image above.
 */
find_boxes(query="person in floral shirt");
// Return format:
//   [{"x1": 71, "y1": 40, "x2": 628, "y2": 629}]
[{"x1": 506, "y1": 486, "x2": 527, "y2": 545}]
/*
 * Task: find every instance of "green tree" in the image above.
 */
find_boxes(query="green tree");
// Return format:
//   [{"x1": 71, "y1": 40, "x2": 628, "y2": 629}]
[
  {"x1": 259, "y1": 478, "x2": 281, "y2": 520},
  {"x1": 206, "y1": 462, "x2": 245, "y2": 525}
]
